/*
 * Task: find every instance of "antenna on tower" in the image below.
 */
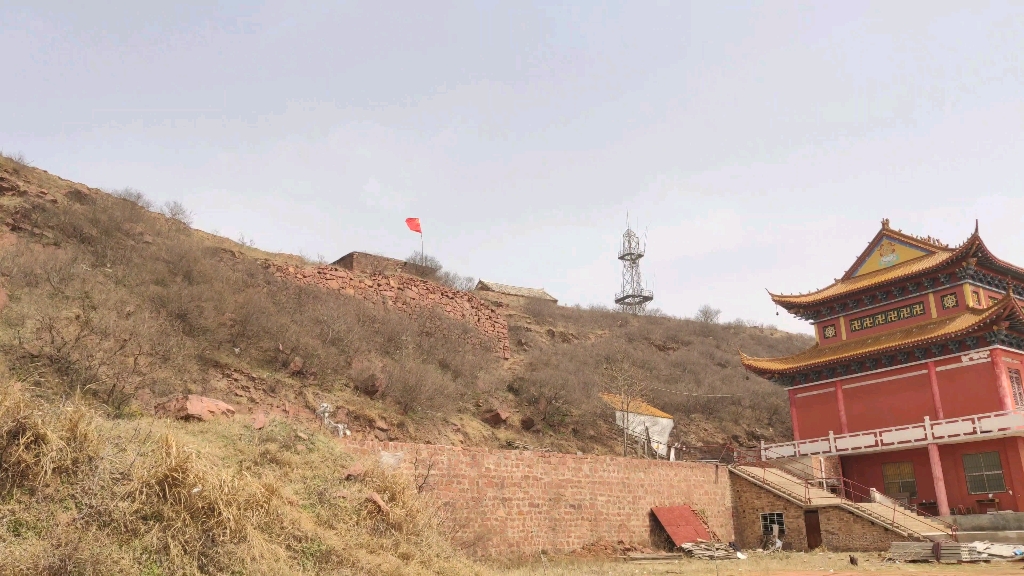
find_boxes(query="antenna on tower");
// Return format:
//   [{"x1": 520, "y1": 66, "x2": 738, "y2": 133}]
[{"x1": 614, "y1": 218, "x2": 654, "y2": 315}]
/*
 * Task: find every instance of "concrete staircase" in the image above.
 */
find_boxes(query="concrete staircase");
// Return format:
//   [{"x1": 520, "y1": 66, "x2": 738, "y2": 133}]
[{"x1": 730, "y1": 465, "x2": 954, "y2": 541}]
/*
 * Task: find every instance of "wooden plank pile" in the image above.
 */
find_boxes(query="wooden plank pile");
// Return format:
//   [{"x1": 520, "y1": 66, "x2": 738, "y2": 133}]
[
  {"x1": 679, "y1": 541, "x2": 739, "y2": 560},
  {"x1": 886, "y1": 542, "x2": 935, "y2": 562},
  {"x1": 624, "y1": 553, "x2": 688, "y2": 564}
]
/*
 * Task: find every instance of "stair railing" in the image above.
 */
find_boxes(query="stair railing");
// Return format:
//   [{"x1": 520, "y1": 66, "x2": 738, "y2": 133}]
[{"x1": 733, "y1": 445, "x2": 957, "y2": 541}]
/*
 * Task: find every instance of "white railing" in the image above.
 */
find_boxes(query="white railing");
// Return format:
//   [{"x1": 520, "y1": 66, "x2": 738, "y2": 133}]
[{"x1": 763, "y1": 409, "x2": 1024, "y2": 459}]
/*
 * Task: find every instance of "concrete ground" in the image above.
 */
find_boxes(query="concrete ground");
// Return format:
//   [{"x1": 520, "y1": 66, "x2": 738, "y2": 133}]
[{"x1": 493, "y1": 551, "x2": 1024, "y2": 575}]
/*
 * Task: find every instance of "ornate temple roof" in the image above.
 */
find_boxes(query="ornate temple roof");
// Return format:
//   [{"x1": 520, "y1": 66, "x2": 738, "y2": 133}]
[
  {"x1": 770, "y1": 220, "x2": 1024, "y2": 310},
  {"x1": 741, "y1": 295, "x2": 1024, "y2": 376}
]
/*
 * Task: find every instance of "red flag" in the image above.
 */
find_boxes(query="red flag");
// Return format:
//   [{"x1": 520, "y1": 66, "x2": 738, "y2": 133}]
[{"x1": 405, "y1": 217, "x2": 422, "y2": 233}]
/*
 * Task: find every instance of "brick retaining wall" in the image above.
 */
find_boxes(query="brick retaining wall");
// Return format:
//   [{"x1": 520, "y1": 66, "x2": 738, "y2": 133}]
[{"x1": 347, "y1": 441, "x2": 734, "y2": 556}]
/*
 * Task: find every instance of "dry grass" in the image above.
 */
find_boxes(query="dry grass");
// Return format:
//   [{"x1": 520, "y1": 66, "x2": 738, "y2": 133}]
[
  {"x1": 498, "y1": 550, "x2": 1022, "y2": 575},
  {"x1": 0, "y1": 385, "x2": 488, "y2": 575},
  {"x1": 507, "y1": 299, "x2": 812, "y2": 448},
  {"x1": 0, "y1": 159, "x2": 810, "y2": 458}
]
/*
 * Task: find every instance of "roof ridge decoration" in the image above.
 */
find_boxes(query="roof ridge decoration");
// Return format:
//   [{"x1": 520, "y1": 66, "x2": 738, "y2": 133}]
[
  {"x1": 740, "y1": 294, "x2": 1024, "y2": 377},
  {"x1": 842, "y1": 219, "x2": 950, "y2": 281},
  {"x1": 768, "y1": 222, "x2": 992, "y2": 310}
]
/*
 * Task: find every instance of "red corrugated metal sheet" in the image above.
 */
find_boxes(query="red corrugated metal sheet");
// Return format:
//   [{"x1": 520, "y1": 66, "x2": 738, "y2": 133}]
[{"x1": 651, "y1": 505, "x2": 712, "y2": 546}]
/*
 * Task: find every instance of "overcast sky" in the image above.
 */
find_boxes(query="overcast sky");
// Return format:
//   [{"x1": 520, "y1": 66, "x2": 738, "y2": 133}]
[{"x1": 3, "y1": 1, "x2": 1024, "y2": 334}]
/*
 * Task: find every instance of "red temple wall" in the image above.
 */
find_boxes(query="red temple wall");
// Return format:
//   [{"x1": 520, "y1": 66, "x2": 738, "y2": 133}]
[
  {"x1": 841, "y1": 447, "x2": 934, "y2": 502},
  {"x1": 934, "y1": 360, "x2": 1001, "y2": 419},
  {"x1": 790, "y1": 352, "x2": 1008, "y2": 440},
  {"x1": 932, "y1": 287, "x2": 968, "y2": 318},
  {"x1": 792, "y1": 384, "x2": 841, "y2": 439},
  {"x1": 841, "y1": 437, "x2": 1024, "y2": 514},
  {"x1": 842, "y1": 369, "x2": 934, "y2": 432}
]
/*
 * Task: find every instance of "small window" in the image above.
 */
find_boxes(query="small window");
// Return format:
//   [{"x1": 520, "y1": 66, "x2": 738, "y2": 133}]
[
  {"x1": 822, "y1": 324, "x2": 837, "y2": 339},
  {"x1": 963, "y1": 452, "x2": 1006, "y2": 494},
  {"x1": 760, "y1": 512, "x2": 785, "y2": 536},
  {"x1": 991, "y1": 296, "x2": 1001, "y2": 305},
  {"x1": 882, "y1": 461, "x2": 918, "y2": 498},
  {"x1": 971, "y1": 291, "x2": 981, "y2": 307},
  {"x1": 1010, "y1": 369, "x2": 1024, "y2": 409}
]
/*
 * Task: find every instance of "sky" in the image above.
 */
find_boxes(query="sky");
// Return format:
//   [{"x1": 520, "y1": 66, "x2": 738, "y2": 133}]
[{"x1": 3, "y1": 1, "x2": 1024, "y2": 334}]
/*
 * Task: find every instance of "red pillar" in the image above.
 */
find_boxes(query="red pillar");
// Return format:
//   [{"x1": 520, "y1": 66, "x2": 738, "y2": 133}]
[
  {"x1": 992, "y1": 349, "x2": 1015, "y2": 411},
  {"x1": 927, "y1": 361, "x2": 944, "y2": 420},
  {"x1": 928, "y1": 443, "x2": 951, "y2": 517},
  {"x1": 788, "y1": 388, "x2": 801, "y2": 441},
  {"x1": 835, "y1": 380, "x2": 849, "y2": 434}
]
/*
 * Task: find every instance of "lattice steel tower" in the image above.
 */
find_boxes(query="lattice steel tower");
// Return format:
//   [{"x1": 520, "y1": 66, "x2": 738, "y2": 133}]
[{"x1": 614, "y1": 223, "x2": 654, "y2": 314}]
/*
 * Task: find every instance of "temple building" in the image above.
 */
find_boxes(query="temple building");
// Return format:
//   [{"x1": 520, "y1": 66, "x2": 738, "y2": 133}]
[{"x1": 741, "y1": 219, "x2": 1024, "y2": 519}]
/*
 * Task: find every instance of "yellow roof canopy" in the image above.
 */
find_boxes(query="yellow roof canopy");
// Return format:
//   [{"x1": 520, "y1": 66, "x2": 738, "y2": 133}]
[{"x1": 741, "y1": 295, "x2": 1024, "y2": 376}]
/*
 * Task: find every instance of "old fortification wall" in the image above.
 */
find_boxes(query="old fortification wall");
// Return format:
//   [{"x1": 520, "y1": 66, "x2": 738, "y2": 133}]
[
  {"x1": 264, "y1": 262, "x2": 511, "y2": 359},
  {"x1": 347, "y1": 441, "x2": 734, "y2": 556}
]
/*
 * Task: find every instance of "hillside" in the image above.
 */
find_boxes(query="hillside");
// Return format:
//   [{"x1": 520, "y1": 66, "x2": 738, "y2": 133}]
[
  {"x1": 0, "y1": 154, "x2": 811, "y2": 456},
  {"x1": 0, "y1": 153, "x2": 817, "y2": 574}
]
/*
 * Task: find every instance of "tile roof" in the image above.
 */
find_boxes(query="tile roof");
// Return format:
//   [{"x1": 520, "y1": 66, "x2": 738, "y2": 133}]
[
  {"x1": 599, "y1": 392, "x2": 673, "y2": 419},
  {"x1": 740, "y1": 296, "x2": 1022, "y2": 375},
  {"x1": 475, "y1": 280, "x2": 557, "y2": 302},
  {"x1": 769, "y1": 251, "x2": 955, "y2": 307}
]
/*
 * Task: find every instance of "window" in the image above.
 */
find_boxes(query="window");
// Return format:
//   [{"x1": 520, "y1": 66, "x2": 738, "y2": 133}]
[
  {"x1": 963, "y1": 452, "x2": 1006, "y2": 494},
  {"x1": 760, "y1": 512, "x2": 785, "y2": 536},
  {"x1": 882, "y1": 462, "x2": 918, "y2": 498},
  {"x1": 823, "y1": 324, "x2": 837, "y2": 339},
  {"x1": 1010, "y1": 369, "x2": 1024, "y2": 409}
]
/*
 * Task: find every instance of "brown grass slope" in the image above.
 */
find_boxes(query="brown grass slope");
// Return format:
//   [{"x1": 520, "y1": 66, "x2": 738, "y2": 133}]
[{"x1": 0, "y1": 154, "x2": 811, "y2": 454}]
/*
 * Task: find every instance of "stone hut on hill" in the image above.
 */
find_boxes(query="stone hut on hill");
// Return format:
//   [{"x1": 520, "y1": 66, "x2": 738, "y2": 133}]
[
  {"x1": 331, "y1": 251, "x2": 437, "y2": 278},
  {"x1": 474, "y1": 280, "x2": 558, "y2": 307}
]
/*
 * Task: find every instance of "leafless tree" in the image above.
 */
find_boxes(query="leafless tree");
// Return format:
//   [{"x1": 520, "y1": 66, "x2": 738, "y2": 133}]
[
  {"x1": 694, "y1": 304, "x2": 722, "y2": 324},
  {"x1": 604, "y1": 362, "x2": 650, "y2": 457},
  {"x1": 161, "y1": 200, "x2": 194, "y2": 227}
]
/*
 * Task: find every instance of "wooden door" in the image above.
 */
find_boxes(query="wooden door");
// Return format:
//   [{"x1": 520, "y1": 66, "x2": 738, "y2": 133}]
[{"x1": 804, "y1": 510, "x2": 822, "y2": 550}]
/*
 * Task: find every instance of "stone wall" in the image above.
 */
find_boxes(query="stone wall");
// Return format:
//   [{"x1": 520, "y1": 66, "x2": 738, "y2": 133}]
[
  {"x1": 731, "y1": 474, "x2": 907, "y2": 552},
  {"x1": 264, "y1": 261, "x2": 511, "y2": 359},
  {"x1": 731, "y1": 471, "x2": 808, "y2": 550},
  {"x1": 331, "y1": 251, "x2": 437, "y2": 278},
  {"x1": 347, "y1": 441, "x2": 734, "y2": 557}
]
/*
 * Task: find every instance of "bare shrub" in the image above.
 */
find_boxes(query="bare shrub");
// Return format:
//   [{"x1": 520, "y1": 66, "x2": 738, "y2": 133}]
[
  {"x1": 0, "y1": 150, "x2": 32, "y2": 171},
  {"x1": 436, "y1": 269, "x2": 476, "y2": 291},
  {"x1": 405, "y1": 250, "x2": 442, "y2": 270},
  {"x1": 382, "y1": 357, "x2": 461, "y2": 414},
  {"x1": 404, "y1": 251, "x2": 475, "y2": 290},
  {"x1": 109, "y1": 186, "x2": 154, "y2": 210},
  {"x1": 160, "y1": 199, "x2": 194, "y2": 226},
  {"x1": 694, "y1": 304, "x2": 722, "y2": 323}
]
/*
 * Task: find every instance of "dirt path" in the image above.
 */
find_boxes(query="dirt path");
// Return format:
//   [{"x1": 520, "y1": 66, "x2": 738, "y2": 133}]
[{"x1": 495, "y1": 551, "x2": 1023, "y2": 576}]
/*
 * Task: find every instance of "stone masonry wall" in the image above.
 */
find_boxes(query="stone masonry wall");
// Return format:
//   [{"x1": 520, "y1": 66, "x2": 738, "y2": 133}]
[
  {"x1": 817, "y1": 507, "x2": 907, "y2": 552},
  {"x1": 347, "y1": 441, "x2": 734, "y2": 557},
  {"x1": 731, "y1": 474, "x2": 909, "y2": 552},
  {"x1": 263, "y1": 261, "x2": 511, "y2": 358},
  {"x1": 731, "y1": 471, "x2": 808, "y2": 551}
]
